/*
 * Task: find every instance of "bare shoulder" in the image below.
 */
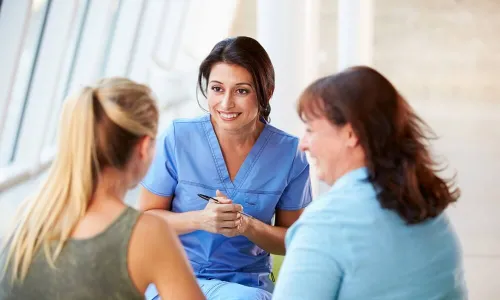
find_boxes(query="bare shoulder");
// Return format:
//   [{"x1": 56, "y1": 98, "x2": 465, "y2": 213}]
[
  {"x1": 129, "y1": 212, "x2": 204, "y2": 299},
  {"x1": 127, "y1": 213, "x2": 177, "y2": 293},
  {"x1": 132, "y1": 213, "x2": 176, "y2": 250}
]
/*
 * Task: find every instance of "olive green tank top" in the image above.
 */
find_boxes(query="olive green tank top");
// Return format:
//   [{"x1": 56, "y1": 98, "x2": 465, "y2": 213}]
[{"x1": 0, "y1": 206, "x2": 144, "y2": 300}]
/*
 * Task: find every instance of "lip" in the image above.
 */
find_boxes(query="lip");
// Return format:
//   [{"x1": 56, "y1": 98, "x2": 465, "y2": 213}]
[{"x1": 217, "y1": 110, "x2": 241, "y2": 121}]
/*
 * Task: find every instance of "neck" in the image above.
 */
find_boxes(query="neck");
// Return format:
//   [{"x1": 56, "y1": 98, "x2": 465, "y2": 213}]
[
  {"x1": 328, "y1": 150, "x2": 367, "y2": 185},
  {"x1": 90, "y1": 167, "x2": 129, "y2": 206},
  {"x1": 212, "y1": 117, "x2": 264, "y2": 148}
]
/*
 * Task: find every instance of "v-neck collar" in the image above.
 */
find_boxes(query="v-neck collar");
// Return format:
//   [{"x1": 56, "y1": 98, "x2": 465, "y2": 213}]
[{"x1": 202, "y1": 114, "x2": 271, "y2": 198}]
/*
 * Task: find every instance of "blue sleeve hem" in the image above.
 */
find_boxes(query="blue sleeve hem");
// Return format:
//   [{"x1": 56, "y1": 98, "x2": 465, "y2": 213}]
[
  {"x1": 276, "y1": 194, "x2": 312, "y2": 210},
  {"x1": 140, "y1": 181, "x2": 174, "y2": 197}
]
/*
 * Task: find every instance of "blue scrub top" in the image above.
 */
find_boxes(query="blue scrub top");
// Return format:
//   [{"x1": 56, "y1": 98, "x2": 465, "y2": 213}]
[{"x1": 141, "y1": 114, "x2": 312, "y2": 290}]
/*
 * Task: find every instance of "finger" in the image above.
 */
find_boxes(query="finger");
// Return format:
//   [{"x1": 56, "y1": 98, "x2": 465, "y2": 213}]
[
  {"x1": 218, "y1": 220, "x2": 241, "y2": 229},
  {"x1": 227, "y1": 204, "x2": 243, "y2": 212},
  {"x1": 219, "y1": 212, "x2": 240, "y2": 221},
  {"x1": 232, "y1": 204, "x2": 243, "y2": 213},
  {"x1": 215, "y1": 197, "x2": 232, "y2": 204},
  {"x1": 214, "y1": 203, "x2": 241, "y2": 212}
]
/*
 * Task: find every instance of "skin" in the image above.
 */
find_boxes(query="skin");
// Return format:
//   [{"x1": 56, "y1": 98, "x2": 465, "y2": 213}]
[
  {"x1": 298, "y1": 115, "x2": 366, "y2": 186},
  {"x1": 139, "y1": 63, "x2": 303, "y2": 255},
  {"x1": 71, "y1": 136, "x2": 204, "y2": 300}
]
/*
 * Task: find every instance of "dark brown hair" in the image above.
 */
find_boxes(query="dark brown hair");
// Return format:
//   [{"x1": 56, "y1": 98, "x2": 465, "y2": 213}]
[
  {"x1": 197, "y1": 36, "x2": 275, "y2": 122},
  {"x1": 298, "y1": 66, "x2": 460, "y2": 224}
]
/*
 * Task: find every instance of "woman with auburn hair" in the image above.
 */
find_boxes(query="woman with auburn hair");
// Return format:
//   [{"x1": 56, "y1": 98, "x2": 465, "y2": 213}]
[
  {"x1": 273, "y1": 66, "x2": 467, "y2": 299},
  {"x1": 0, "y1": 78, "x2": 204, "y2": 300}
]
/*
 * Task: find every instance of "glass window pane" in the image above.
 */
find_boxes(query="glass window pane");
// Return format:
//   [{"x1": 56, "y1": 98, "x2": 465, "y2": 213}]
[
  {"x1": 0, "y1": 0, "x2": 50, "y2": 167},
  {"x1": 43, "y1": 0, "x2": 90, "y2": 148}
]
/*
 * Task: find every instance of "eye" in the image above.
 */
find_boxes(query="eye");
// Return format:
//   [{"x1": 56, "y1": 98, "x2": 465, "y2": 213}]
[
  {"x1": 236, "y1": 88, "x2": 249, "y2": 95},
  {"x1": 211, "y1": 86, "x2": 223, "y2": 93}
]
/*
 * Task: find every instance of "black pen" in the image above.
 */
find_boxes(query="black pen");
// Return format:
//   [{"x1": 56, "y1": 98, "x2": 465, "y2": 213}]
[{"x1": 197, "y1": 194, "x2": 253, "y2": 218}]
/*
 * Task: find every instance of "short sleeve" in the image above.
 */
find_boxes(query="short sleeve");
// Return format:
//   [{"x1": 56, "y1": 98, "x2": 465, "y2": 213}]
[
  {"x1": 277, "y1": 149, "x2": 312, "y2": 210},
  {"x1": 273, "y1": 212, "x2": 344, "y2": 300},
  {"x1": 141, "y1": 122, "x2": 178, "y2": 196}
]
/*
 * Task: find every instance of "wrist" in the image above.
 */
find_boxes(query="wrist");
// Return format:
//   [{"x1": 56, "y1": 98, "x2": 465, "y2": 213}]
[
  {"x1": 189, "y1": 210, "x2": 205, "y2": 231},
  {"x1": 241, "y1": 215, "x2": 256, "y2": 237}
]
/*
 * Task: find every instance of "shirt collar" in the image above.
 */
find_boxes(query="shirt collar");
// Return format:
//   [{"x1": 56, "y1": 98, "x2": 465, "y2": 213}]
[{"x1": 328, "y1": 167, "x2": 369, "y2": 193}]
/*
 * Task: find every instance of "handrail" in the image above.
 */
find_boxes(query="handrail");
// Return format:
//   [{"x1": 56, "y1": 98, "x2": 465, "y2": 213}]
[{"x1": 0, "y1": 153, "x2": 53, "y2": 192}]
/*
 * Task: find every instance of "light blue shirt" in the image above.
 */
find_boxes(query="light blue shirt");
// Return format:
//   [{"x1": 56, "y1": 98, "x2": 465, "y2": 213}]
[
  {"x1": 273, "y1": 167, "x2": 467, "y2": 299},
  {"x1": 141, "y1": 114, "x2": 312, "y2": 292}
]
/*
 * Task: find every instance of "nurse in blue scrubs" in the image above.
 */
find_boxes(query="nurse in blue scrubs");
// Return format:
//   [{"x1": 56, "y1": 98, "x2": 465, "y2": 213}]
[{"x1": 139, "y1": 36, "x2": 312, "y2": 300}]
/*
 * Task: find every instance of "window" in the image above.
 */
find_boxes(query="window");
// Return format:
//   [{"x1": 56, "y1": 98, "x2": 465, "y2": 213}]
[
  {"x1": 44, "y1": 0, "x2": 91, "y2": 148},
  {"x1": 0, "y1": 0, "x2": 51, "y2": 167}
]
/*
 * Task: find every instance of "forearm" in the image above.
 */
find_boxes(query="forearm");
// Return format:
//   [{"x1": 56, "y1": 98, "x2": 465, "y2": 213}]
[
  {"x1": 243, "y1": 217, "x2": 287, "y2": 255},
  {"x1": 144, "y1": 209, "x2": 201, "y2": 235}
]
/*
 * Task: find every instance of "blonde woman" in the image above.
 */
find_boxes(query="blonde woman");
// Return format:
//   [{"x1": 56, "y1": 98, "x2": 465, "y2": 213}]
[{"x1": 0, "y1": 78, "x2": 205, "y2": 300}]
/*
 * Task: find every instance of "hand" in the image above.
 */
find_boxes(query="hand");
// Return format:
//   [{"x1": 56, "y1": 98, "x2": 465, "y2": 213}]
[
  {"x1": 212, "y1": 190, "x2": 252, "y2": 237},
  {"x1": 199, "y1": 190, "x2": 245, "y2": 237}
]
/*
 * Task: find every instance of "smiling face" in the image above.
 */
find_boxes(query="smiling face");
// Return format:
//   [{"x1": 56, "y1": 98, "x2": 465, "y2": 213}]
[
  {"x1": 299, "y1": 115, "x2": 365, "y2": 186},
  {"x1": 206, "y1": 63, "x2": 260, "y2": 132}
]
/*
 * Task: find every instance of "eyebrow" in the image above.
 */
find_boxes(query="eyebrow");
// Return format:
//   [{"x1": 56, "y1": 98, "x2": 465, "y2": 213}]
[{"x1": 209, "y1": 80, "x2": 253, "y2": 88}]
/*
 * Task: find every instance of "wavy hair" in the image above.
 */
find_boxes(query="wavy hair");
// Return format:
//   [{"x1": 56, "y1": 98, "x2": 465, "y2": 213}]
[
  {"x1": 298, "y1": 66, "x2": 460, "y2": 224},
  {"x1": 197, "y1": 36, "x2": 275, "y2": 122}
]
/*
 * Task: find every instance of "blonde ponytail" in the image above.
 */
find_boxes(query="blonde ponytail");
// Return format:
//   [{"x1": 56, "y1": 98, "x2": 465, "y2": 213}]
[
  {"x1": 3, "y1": 87, "x2": 98, "y2": 281},
  {"x1": 2, "y1": 77, "x2": 158, "y2": 282}
]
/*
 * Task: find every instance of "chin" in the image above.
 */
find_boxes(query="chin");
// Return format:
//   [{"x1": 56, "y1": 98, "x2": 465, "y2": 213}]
[{"x1": 216, "y1": 118, "x2": 245, "y2": 130}]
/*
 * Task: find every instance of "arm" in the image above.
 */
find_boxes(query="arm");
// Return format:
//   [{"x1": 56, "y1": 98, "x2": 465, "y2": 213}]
[
  {"x1": 240, "y1": 151, "x2": 313, "y2": 254},
  {"x1": 149, "y1": 219, "x2": 205, "y2": 300},
  {"x1": 129, "y1": 214, "x2": 205, "y2": 300},
  {"x1": 272, "y1": 220, "x2": 343, "y2": 300},
  {"x1": 139, "y1": 122, "x2": 207, "y2": 235},
  {"x1": 242, "y1": 209, "x2": 303, "y2": 255},
  {"x1": 139, "y1": 188, "x2": 243, "y2": 236},
  {"x1": 139, "y1": 188, "x2": 202, "y2": 235}
]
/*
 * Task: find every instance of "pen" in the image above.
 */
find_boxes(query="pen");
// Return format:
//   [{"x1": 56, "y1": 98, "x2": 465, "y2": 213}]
[{"x1": 197, "y1": 193, "x2": 253, "y2": 218}]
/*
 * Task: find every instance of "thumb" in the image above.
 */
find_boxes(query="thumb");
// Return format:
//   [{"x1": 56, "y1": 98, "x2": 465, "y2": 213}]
[
  {"x1": 215, "y1": 190, "x2": 232, "y2": 204},
  {"x1": 216, "y1": 189, "x2": 228, "y2": 198},
  {"x1": 217, "y1": 198, "x2": 233, "y2": 204}
]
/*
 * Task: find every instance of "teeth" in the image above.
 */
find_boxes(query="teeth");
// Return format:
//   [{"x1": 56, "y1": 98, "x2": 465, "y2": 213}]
[{"x1": 220, "y1": 112, "x2": 239, "y2": 119}]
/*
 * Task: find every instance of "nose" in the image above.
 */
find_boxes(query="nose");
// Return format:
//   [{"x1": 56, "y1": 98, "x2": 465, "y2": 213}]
[{"x1": 220, "y1": 91, "x2": 235, "y2": 110}]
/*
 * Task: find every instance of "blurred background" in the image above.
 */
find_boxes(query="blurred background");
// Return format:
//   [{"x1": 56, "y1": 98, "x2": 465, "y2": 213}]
[{"x1": 0, "y1": 0, "x2": 499, "y2": 298}]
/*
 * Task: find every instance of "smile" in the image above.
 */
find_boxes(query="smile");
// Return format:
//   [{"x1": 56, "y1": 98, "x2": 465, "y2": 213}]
[{"x1": 218, "y1": 111, "x2": 241, "y2": 121}]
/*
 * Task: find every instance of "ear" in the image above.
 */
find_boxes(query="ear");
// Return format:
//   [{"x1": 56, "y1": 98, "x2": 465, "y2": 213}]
[
  {"x1": 344, "y1": 123, "x2": 359, "y2": 148},
  {"x1": 137, "y1": 136, "x2": 154, "y2": 160}
]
